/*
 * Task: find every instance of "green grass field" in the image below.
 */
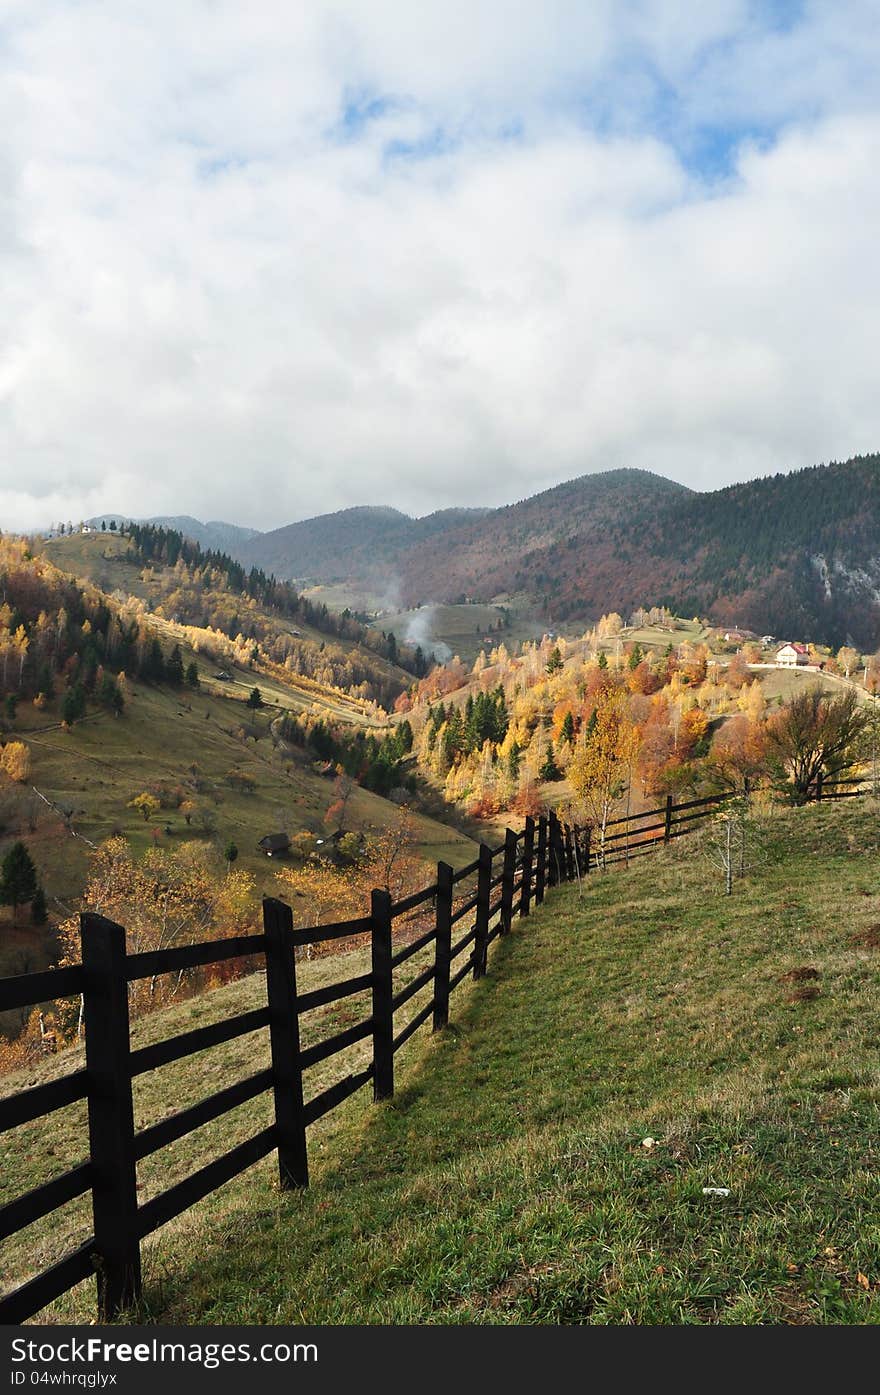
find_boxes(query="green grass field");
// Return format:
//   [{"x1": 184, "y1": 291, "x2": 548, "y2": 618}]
[
  {"x1": 612, "y1": 617, "x2": 711, "y2": 650},
  {"x1": 5, "y1": 798, "x2": 880, "y2": 1324}
]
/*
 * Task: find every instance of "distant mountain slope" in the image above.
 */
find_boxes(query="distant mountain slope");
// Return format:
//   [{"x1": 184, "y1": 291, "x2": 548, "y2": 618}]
[
  {"x1": 241, "y1": 457, "x2": 880, "y2": 647},
  {"x1": 87, "y1": 514, "x2": 261, "y2": 552},
  {"x1": 396, "y1": 469, "x2": 692, "y2": 605},
  {"x1": 634, "y1": 455, "x2": 880, "y2": 647},
  {"x1": 238, "y1": 505, "x2": 490, "y2": 582}
]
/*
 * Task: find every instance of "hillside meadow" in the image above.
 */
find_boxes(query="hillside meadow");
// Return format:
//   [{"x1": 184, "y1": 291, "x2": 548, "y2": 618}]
[{"x1": 3, "y1": 798, "x2": 880, "y2": 1324}]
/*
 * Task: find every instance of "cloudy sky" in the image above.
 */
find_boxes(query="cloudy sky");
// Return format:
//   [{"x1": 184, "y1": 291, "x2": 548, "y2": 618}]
[{"x1": 1, "y1": 1, "x2": 880, "y2": 532}]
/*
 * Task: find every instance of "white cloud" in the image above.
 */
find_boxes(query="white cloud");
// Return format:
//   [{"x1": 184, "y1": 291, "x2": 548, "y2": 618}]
[{"x1": 1, "y1": 2, "x2": 879, "y2": 531}]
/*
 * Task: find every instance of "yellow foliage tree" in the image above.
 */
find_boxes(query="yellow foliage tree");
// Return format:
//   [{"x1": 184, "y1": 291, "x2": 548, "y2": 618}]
[
  {"x1": 1, "y1": 741, "x2": 31, "y2": 783},
  {"x1": 127, "y1": 791, "x2": 161, "y2": 822},
  {"x1": 568, "y1": 691, "x2": 641, "y2": 864},
  {"x1": 58, "y1": 837, "x2": 258, "y2": 1023}
]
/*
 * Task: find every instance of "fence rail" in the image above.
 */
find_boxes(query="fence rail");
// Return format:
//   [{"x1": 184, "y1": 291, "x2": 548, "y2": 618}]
[{"x1": 1, "y1": 773, "x2": 873, "y2": 1323}]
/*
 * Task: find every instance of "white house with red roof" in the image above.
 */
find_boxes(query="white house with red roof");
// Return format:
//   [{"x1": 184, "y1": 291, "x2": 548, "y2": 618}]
[{"x1": 776, "y1": 642, "x2": 810, "y2": 668}]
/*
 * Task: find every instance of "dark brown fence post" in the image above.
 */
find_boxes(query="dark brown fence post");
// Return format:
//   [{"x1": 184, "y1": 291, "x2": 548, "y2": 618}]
[
  {"x1": 263, "y1": 897, "x2": 308, "y2": 1190},
  {"x1": 433, "y1": 862, "x2": 453, "y2": 1031},
  {"x1": 473, "y1": 843, "x2": 492, "y2": 978},
  {"x1": 664, "y1": 794, "x2": 674, "y2": 842},
  {"x1": 535, "y1": 815, "x2": 547, "y2": 904},
  {"x1": 371, "y1": 888, "x2": 394, "y2": 1100},
  {"x1": 564, "y1": 824, "x2": 575, "y2": 881},
  {"x1": 500, "y1": 827, "x2": 517, "y2": 933},
  {"x1": 549, "y1": 810, "x2": 565, "y2": 886},
  {"x1": 80, "y1": 912, "x2": 141, "y2": 1321},
  {"x1": 816, "y1": 770, "x2": 824, "y2": 801},
  {"x1": 519, "y1": 815, "x2": 535, "y2": 917}
]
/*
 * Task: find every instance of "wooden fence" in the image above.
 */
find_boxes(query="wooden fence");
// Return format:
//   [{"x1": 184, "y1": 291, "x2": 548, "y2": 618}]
[{"x1": 0, "y1": 775, "x2": 871, "y2": 1324}]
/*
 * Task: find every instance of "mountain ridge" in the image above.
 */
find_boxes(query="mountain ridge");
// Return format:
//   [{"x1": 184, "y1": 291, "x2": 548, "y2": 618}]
[
  {"x1": 85, "y1": 514, "x2": 262, "y2": 552},
  {"x1": 234, "y1": 457, "x2": 880, "y2": 648}
]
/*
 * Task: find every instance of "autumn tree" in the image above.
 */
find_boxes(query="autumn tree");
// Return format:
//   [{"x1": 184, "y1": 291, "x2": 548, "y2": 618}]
[
  {"x1": 568, "y1": 691, "x2": 640, "y2": 865},
  {"x1": 765, "y1": 686, "x2": 867, "y2": 803},
  {"x1": 58, "y1": 837, "x2": 258, "y2": 1020},
  {"x1": 325, "y1": 773, "x2": 355, "y2": 833},
  {"x1": 707, "y1": 714, "x2": 769, "y2": 792},
  {"x1": 726, "y1": 653, "x2": 752, "y2": 689},
  {"x1": 226, "y1": 769, "x2": 256, "y2": 794},
  {"x1": 363, "y1": 808, "x2": 425, "y2": 899},
  {"x1": 275, "y1": 809, "x2": 428, "y2": 933},
  {"x1": 128, "y1": 791, "x2": 161, "y2": 823},
  {"x1": 0, "y1": 741, "x2": 31, "y2": 783}
]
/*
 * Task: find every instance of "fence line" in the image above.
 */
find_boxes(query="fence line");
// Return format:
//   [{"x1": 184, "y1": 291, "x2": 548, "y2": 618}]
[{"x1": 0, "y1": 774, "x2": 872, "y2": 1323}]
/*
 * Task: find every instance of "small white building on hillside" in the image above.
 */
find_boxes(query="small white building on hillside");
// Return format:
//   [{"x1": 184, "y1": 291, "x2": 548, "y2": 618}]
[{"x1": 776, "y1": 642, "x2": 810, "y2": 668}]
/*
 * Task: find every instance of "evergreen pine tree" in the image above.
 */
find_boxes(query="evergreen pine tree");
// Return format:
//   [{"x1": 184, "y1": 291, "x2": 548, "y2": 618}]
[
  {"x1": 539, "y1": 745, "x2": 562, "y2": 782},
  {"x1": 0, "y1": 842, "x2": 38, "y2": 917},
  {"x1": 60, "y1": 683, "x2": 86, "y2": 725},
  {"x1": 142, "y1": 638, "x2": 166, "y2": 683},
  {"x1": 98, "y1": 672, "x2": 123, "y2": 713},
  {"x1": 166, "y1": 643, "x2": 185, "y2": 687},
  {"x1": 507, "y1": 741, "x2": 521, "y2": 781}
]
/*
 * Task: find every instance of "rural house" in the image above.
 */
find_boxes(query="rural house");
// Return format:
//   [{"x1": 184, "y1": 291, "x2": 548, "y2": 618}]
[
  {"x1": 257, "y1": 832, "x2": 290, "y2": 857},
  {"x1": 776, "y1": 642, "x2": 810, "y2": 668}
]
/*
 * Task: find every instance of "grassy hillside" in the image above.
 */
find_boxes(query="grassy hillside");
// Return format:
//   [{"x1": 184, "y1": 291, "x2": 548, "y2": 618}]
[
  {"x1": 3, "y1": 673, "x2": 473, "y2": 909},
  {"x1": 6, "y1": 799, "x2": 880, "y2": 1324}
]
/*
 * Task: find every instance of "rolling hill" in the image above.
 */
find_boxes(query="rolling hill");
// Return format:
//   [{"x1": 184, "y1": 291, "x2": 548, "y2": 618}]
[
  {"x1": 236, "y1": 504, "x2": 492, "y2": 589},
  {"x1": 237, "y1": 456, "x2": 880, "y2": 649}
]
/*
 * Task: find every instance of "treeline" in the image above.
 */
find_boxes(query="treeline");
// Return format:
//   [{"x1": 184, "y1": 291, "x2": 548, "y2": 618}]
[
  {"x1": 125, "y1": 523, "x2": 428, "y2": 677},
  {"x1": 277, "y1": 711, "x2": 414, "y2": 796}
]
